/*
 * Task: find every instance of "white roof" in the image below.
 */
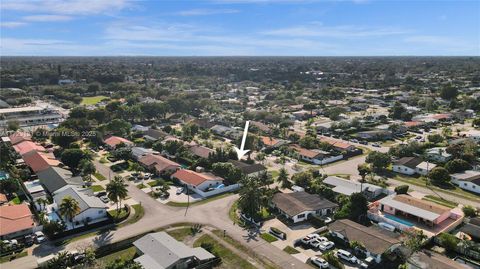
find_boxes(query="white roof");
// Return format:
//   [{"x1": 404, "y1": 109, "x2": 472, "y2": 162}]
[
  {"x1": 416, "y1": 162, "x2": 436, "y2": 170},
  {"x1": 0, "y1": 106, "x2": 43, "y2": 114},
  {"x1": 324, "y1": 176, "x2": 383, "y2": 196},
  {"x1": 379, "y1": 195, "x2": 441, "y2": 222}
]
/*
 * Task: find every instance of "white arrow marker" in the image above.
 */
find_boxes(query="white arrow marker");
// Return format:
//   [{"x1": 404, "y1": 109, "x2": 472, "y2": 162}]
[{"x1": 234, "y1": 121, "x2": 250, "y2": 160}]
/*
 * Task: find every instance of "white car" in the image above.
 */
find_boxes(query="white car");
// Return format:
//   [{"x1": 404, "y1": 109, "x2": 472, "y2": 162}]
[
  {"x1": 309, "y1": 237, "x2": 329, "y2": 248},
  {"x1": 310, "y1": 257, "x2": 329, "y2": 268},
  {"x1": 176, "y1": 187, "x2": 184, "y2": 195},
  {"x1": 144, "y1": 173, "x2": 153, "y2": 179},
  {"x1": 301, "y1": 234, "x2": 320, "y2": 244},
  {"x1": 34, "y1": 231, "x2": 46, "y2": 243},
  {"x1": 318, "y1": 241, "x2": 335, "y2": 251},
  {"x1": 337, "y1": 249, "x2": 358, "y2": 264}
]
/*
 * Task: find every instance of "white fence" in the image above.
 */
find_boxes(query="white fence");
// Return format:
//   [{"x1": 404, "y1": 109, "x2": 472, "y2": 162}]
[{"x1": 192, "y1": 183, "x2": 240, "y2": 198}]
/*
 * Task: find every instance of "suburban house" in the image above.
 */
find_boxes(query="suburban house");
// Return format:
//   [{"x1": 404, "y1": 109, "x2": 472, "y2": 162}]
[
  {"x1": 228, "y1": 160, "x2": 267, "y2": 178},
  {"x1": 133, "y1": 232, "x2": 216, "y2": 269},
  {"x1": 210, "y1": 124, "x2": 242, "y2": 139},
  {"x1": 22, "y1": 150, "x2": 61, "y2": 173},
  {"x1": 328, "y1": 219, "x2": 401, "y2": 263},
  {"x1": 425, "y1": 147, "x2": 452, "y2": 163},
  {"x1": 356, "y1": 130, "x2": 393, "y2": 141},
  {"x1": 143, "y1": 128, "x2": 168, "y2": 141},
  {"x1": 407, "y1": 250, "x2": 471, "y2": 269},
  {"x1": 460, "y1": 217, "x2": 480, "y2": 241},
  {"x1": 104, "y1": 136, "x2": 134, "y2": 149},
  {"x1": 53, "y1": 186, "x2": 108, "y2": 229},
  {"x1": 171, "y1": 169, "x2": 225, "y2": 197},
  {"x1": 24, "y1": 180, "x2": 47, "y2": 203},
  {"x1": 271, "y1": 191, "x2": 338, "y2": 223},
  {"x1": 13, "y1": 140, "x2": 46, "y2": 156},
  {"x1": 460, "y1": 129, "x2": 480, "y2": 143},
  {"x1": 376, "y1": 195, "x2": 457, "y2": 227},
  {"x1": 392, "y1": 157, "x2": 435, "y2": 176},
  {"x1": 260, "y1": 136, "x2": 287, "y2": 149},
  {"x1": 319, "y1": 137, "x2": 356, "y2": 152},
  {"x1": 290, "y1": 144, "x2": 343, "y2": 165},
  {"x1": 8, "y1": 132, "x2": 32, "y2": 145},
  {"x1": 323, "y1": 176, "x2": 387, "y2": 200},
  {"x1": 185, "y1": 143, "x2": 214, "y2": 159},
  {"x1": 131, "y1": 147, "x2": 159, "y2": 160},
  {"x1": 451, "y1": 170, "x2": 480, "y2": 194},
  {"x1": 0, "y1": 203, "x2": 36, "y2": 239},
  {"x1": 37, "y1": 166, "x2": 84, "y2": 194},
  {"x1": 139, "y1": 154, "x2": 181, "y2": 175}
]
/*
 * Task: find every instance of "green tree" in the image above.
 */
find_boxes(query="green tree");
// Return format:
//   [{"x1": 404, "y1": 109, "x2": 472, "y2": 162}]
[
  {"x1": 440, "y1": 85, "x2": 458, "y2": 100},
  {"x1": 238, "y1": 176, "x2": 263, "y2": 219},
  {"x1": 348, "y1": 193, "x2": 369, "y2": 223},
  {"x1": 462, "y1": 205, "x2": 477, "y2": 218},
  {"x1": 59, "y1": 196, "x2": 81, "y2": 223},
  {"x1": 61, "y1": 148, "x2": 87, "y2": 172},
  {"x1": 357, "y1": 164, "x2": 371, "y2": 182},
  {"x1": 444, "y1": 159, "x2": 471, "y2": 173},
  {"x1": 6, "y1": 120, "x2": 20, "y2": 131},
  {"x1": 276, "y1": 168, "x2": 291, "y2": 189},
  {"x1": 79, "y1": 159, "x2": 96, "y2": 183},
  {"x1": 427, "y1": 134, "x2": 444, "y2": 144},
  {"x1": 365, "y1": 151, "x2": 391, "y2": 172},
  {"x1": 438, "y1": 233, "x2": 459, "y2": 252},
  {"x1": 291, "y1": 170, "x2": 314, "y2": 188},
  {"x1": 104, "y1": 119, "x2": 131, "y2": 137},
  {"x1": 428, "y1": 167, "x2": 451, "y2": 186},
  {"x1": 394, "y1": 185, "x2": 409, "y2": 195},
  {"x1": 107, "y1": 176, "x2": 128, "y2": 212},
  {"x1": 51, "y1": 127, "x2": 78, "y2": 148}
]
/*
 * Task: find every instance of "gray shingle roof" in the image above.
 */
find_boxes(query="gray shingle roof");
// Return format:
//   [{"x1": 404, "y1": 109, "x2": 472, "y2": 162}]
[
  {"x1": 37, "y1": 167, "x2": 84, "y2": 194},
  {"x1": 272, "y1": 191, "x2": 338, "y2": 217},
  {"x1": 133, "y1": 232, "x2": 215, "y2": 269}
]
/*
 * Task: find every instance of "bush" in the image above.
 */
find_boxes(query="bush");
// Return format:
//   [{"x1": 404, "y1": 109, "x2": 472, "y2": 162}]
[
  {"x1": 323, "y1": 252, "x2": 344, "y2": 269},
  {"x1": 269, "y1": 227, "x2": 286, "y2": 240},
  {"x1": 462, "y1": 205, "x2": 477, "y2": 218},
  {"x1": 309, "y1": 215, "x2": 326, "y2": 228},
  {"x1": 394, "y1": 185, "x2": 409, "y2": 194}
]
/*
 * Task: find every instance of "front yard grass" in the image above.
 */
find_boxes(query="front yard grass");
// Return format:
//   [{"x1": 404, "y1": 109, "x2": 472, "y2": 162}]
[
  {"x1": 166, "y1": 227, "x2": 193, "y2": 242},
  {"x1": 283, "y1": 246, "x2": 300, "y2": 254},
  {"x1": 108, "y1": 208, "x2": 129, "y2": 221},
  {"x1": 0, "y1": 251, "x2": 28, "y2": 263},
  {"x1": 120, "y1": 204, "x2": 144, "y2": 227},
  {"x1": 166, "y1": 192, "x2": 232, "y2": 207},
  {"x1": 260, "y1": 233, "x2": 278, "y2": 243},
  {"x1": 194, "y1": 234, "x2": 256, "y2": 269},
  {"x1": 94, "y1": 172, "x2": 107, "y2": 181},
  {"x1": 11, "y1": 195, "x2": 22, "y2": 204},
  {"x1": 90, "y1": 185, "x2": 105, "y2": 192},
  {"x1": 96, "y1": 246, "x2": 137, "y2": 265},
  {"x1": 81, "y1": 95, "x2": 108, "y2": 105},
  {"x1": 136, "y1": 183, "x2": 147, "y2": 189},
  {"x1": 422, "y1": 195, "x2": 458, "y2": 208}
]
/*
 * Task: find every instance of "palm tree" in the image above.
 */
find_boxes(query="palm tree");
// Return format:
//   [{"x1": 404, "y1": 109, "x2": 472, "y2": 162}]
[
  {"x1": 276, "y1": 168, "x2": 291, "y2": 189},
  {"x1": 58, "y1": 196, "x2": 81, "y2": 224},
  {"x1": 36, "y1": 197, "x2": 48, "y2": 211},
  {"x1": 107, "y1": 176, "x2": 128, "y2": 212},
  {"x1": 238, "y1": 176, "x2": 263, "y2": 219}
]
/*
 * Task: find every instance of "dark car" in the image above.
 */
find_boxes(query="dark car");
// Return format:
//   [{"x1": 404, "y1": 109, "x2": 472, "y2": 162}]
[
  {"x1": 24, "y1": 235, "x2": 34, "y2": 247},
  {"x1": 96, "y1": 191, "x2": 107, "y2": 197}
]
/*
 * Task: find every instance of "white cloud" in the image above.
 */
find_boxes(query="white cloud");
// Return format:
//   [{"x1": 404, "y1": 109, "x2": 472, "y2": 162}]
[
  {"x1": 177, "y1": 8, "x2": 239, "y2": 16},
  {"x1": 1, "y1": 0, "x2": 129, "y2": 15},
  {"x1": 0, "y1": 22, "x2": 28, "y2": 28},
  {"x1": 22, "y1": 15, "x2": 73, "y2": 22},
  {"x1": 263, "y1": 23, "x2": 409, "y2": 38}
]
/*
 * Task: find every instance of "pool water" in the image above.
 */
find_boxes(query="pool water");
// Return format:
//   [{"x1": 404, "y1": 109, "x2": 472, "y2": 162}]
[
  {"x1": 0, "y1": 171, "x2": 8, "y2": 180},
  {"x1": 46, "y1": 212, "x2": 62, "y2": 223},
  {"x1": 384, "y1": 214, "x2": 414, "y2": 227}
]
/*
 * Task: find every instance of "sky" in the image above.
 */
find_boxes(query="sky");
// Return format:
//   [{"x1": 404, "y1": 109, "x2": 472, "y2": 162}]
[{"x1": 0, "y1": 0, "x2": 479, "y2": 56}]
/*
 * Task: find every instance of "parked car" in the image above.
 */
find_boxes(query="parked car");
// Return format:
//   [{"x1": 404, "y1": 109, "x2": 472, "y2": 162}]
[
  {"x1": 337, "y1": 249, "x2": 358, "y2": 264},
  {"x1": 144, "y1": 173, "x2": 153, "y2": 179},
  {"x1": 309, "y1": 237, "x2": 329, "y2": 248},
  {"x1": 34, "y1": 231, "x2": 46, "y2": 243},
  {"x1": 359, "y1": 141, "x2": 368, "y2": 145},
  {"x1": 301, "y1": 234, "x2": 320, "y2": 245},
  {"x1": 310, "y1": 257, "x2": 329, "y2": 268},
  {"x1": 372, "y1": 143, "x2": 380, "y2": 147},
  {"x1": 176, "y1": 187, "x2": 184, "y2": 195},
  {"x1": 24, "y1": 235, "x2": 34, "y2": 246},
  {"x1": 99, "y1": 195, "x2": 110, "y2": 203},
  {"x1": 96, "y1": 191, "x2": 107, "y2": 197},
  {"x1": 318, "y1": 241, "x2": 335, "y2": 251},
  {"x1": 269, "y1": 227, "x2": 286, "y2": 240}
]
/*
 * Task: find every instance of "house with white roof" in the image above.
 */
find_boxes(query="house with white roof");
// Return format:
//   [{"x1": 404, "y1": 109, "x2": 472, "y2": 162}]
[
  {"x1": 425, "y1": 147, "x2": 452, "y2": 163},
  {"x1": 133, "y1": 232, "x2": 215, "y2": 269},
  {"x1": 451, "y1": 170, "x2": 480, "y2": 194},
  {"x1": 323, "y1": 176, "x2": 388, "y2": 199},
  {"x1": 52, "y1": 186, "x2": 108, "y2": 229}
]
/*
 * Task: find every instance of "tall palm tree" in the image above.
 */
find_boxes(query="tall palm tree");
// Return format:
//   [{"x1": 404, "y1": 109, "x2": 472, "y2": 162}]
[
  {"x1": 80, "y1": 159, "x2": 96, "y2": 184},
  {"x1": 238, "y1": 176, "x2": 263, "y2": 219},
  {"x1": 107, "y1": 176, "x2": 128, "y2": 212},
  {"x1": 276, "y1": 168, "x2": 291, "y2": 189},
  {"x1": 36, "y1": 197, "x2": 48, "y2": 211},
  {"x1": 58, "y1": 196, "x2": 81, "y2": 224}
]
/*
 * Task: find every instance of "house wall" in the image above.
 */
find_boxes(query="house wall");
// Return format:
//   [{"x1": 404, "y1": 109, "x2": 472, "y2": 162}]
[
  {"x1": 186, "y1": 183, "x2": 240, "y2": 198},
  {"x1": 393, "y1": 165, "x2": 415, "y2": 175},
  {"x1": 300, "y1": 154, "x2": 343, "y2": 165},
  {"x1": 72, "y1": 208, "x2": 108, "y2": 225},
  {"x1": 192, "y1": 179, "x2": 223, "y2": 192},
  {"x1": 415, "y1": 167, "x2": 431, "y2": 176},
  {"x1": 1, "y1": 227, "x2": 35, "y2": 240},
  {"x1": 381, "y1": 204, "x2": 396, "y2": 215},
  {"x1": 434, "y1": 211, "x2": 452, "y2": 225},
  {"x1": 289, "y1": 207, "x2": 336, "y2": 223},
  {"x1": 456, "y1": 181, "x2": 480, "y2": 194}
]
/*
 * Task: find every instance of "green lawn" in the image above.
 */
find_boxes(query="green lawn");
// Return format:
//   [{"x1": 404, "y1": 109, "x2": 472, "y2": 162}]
[
  {"x1": 422, "y1": 195, "x2": 458, "y2": 208},
  {"x1": 283, "y1": 246, "x2": 300, "y2": 254},
  {"x1": 194, "y1": 234, "x2": 256, "y2": 269},
  {"x1": 136, "y1": 183, "x2": 147, "y2": 189},
  {"x1": 0, "y1": 251, "x2": 27, "y2": 263},
  {"x1": 166, "y1": 227, "x2": 193, "y2": 242},
  {"x1": 81, "y1": 95, "x2": 108, "y2": 105},
  {"x1": 96, "y1": 246, "x2": 137, "y2": 265},
  {"x1": 119, "y1": 204, "x2": 144, "y2": 227},
  {"x1": 11, "y1": 196, "x2": 22, "y2": 204},
  {"x1": 260, "y1": 233, "x2": 278, "y2": 243},
  {"x1": 108, "y1": 208, "x2": 129, "y2": 221},
  {"x1": 91, "y1": 185, "x2": 105, "y2": 192},
  {"x1": 94, "y1": 172, "x2": 107, "y2": 181},
  {"x1": 147, "y1": 181, "x2": 158, "y2": 187}
]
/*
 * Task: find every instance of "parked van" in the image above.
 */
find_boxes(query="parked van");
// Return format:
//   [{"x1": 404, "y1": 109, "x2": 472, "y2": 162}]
[{"x1": 337, "y1": 249, "x2": 358, "y2": 264}]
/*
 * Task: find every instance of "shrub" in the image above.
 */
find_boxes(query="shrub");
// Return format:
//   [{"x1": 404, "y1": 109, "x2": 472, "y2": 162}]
[
  {"x1": 323, "y1": 252, "x2": 344, "y2": 269},
  {"x1": 462, "y1": 205, "x2": 477, "y2": 218},
  {"x1": 394, "y1": 185, "x2": 409, "y2": 194}
]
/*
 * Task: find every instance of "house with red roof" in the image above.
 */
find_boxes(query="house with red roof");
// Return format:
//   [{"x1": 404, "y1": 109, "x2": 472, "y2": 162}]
[
  {"x1": 0, "y1": 203, "x2": 36, "y2": 239},
  {"x1": 13, "y1": 140, "x2": 46, "y2": 156},
  {"x1": 319, "y1": 137, "x2": 356, "y2": 152},
  {"x1": 22, "y1": 150, "x2": 60, "y2": 173},
  {"x1": 289, "y1": 144, "x2": 343, "y2": 165},
  {"x1": 260, "y1": 136, "x2": 288, "y2": 149},
  {"x1": 171, "y1": 169, "x2": 224, "y2": 196},
  {"x1": 8, "y1": 132, "x2": 32, "y2": 145},
  {"x1": 104, "y1": 136, "x2": 134, "y2": 149},
  {"x1": 139, "y1": 154, "x2": 180, "y2": 175}
]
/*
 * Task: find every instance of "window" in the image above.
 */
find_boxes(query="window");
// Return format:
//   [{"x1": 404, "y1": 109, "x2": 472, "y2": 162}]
[{"x1": 297, "y1": 213, "x2": 305, "y2": 219}]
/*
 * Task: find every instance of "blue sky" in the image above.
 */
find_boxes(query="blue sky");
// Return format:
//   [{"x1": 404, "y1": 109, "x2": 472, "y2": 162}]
[{"x1": 1, "y1": 0, "x2": 479, "y2": 56}]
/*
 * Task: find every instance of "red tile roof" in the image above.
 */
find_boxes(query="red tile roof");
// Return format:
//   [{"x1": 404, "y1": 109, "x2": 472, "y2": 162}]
[
  {"x1": 404, "y1": 121, "x2": 423, "y2": 128},
  {"x1": 171, "y1": 169, "x2": 222, "y2": 186},
  {"x1": 320, "y1": 137, "x2": 354, "y2": 150},
  {"x1": 0, "y1": 193, "x2": 7, "y2": 204},
  {"x1": 104, "y1": 136, "x2": 133, "y2": 148},
  {"x1": 8, "y1": 132, "x2": 32, "y2": 145},
  {"x1": 13, "y1": 141, "x2": 46, "y2": 156},
  {"x1": 290, "y1": 144, "x2": 322, "y2": 159},
  {"x1": 0, "y1": 204, "x2": 35, "y2": 237},
  {"x1": 261, "y1": 136, "x2": 281, "y2": 147},
  {"x1": 22, "y1": 151, "x2": 60, "y2": 173}
]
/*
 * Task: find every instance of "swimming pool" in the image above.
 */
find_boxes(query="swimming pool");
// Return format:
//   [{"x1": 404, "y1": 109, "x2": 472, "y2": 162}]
[
  {"x1": 384, "y1": 214, "x2": 414, "y2": 227},
  {"x1": 0, "y1": 171, "x2": 9, "y2": 181},
  {"x1": 46, "y1": 212, "x2": 62, "y2": 223}
]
